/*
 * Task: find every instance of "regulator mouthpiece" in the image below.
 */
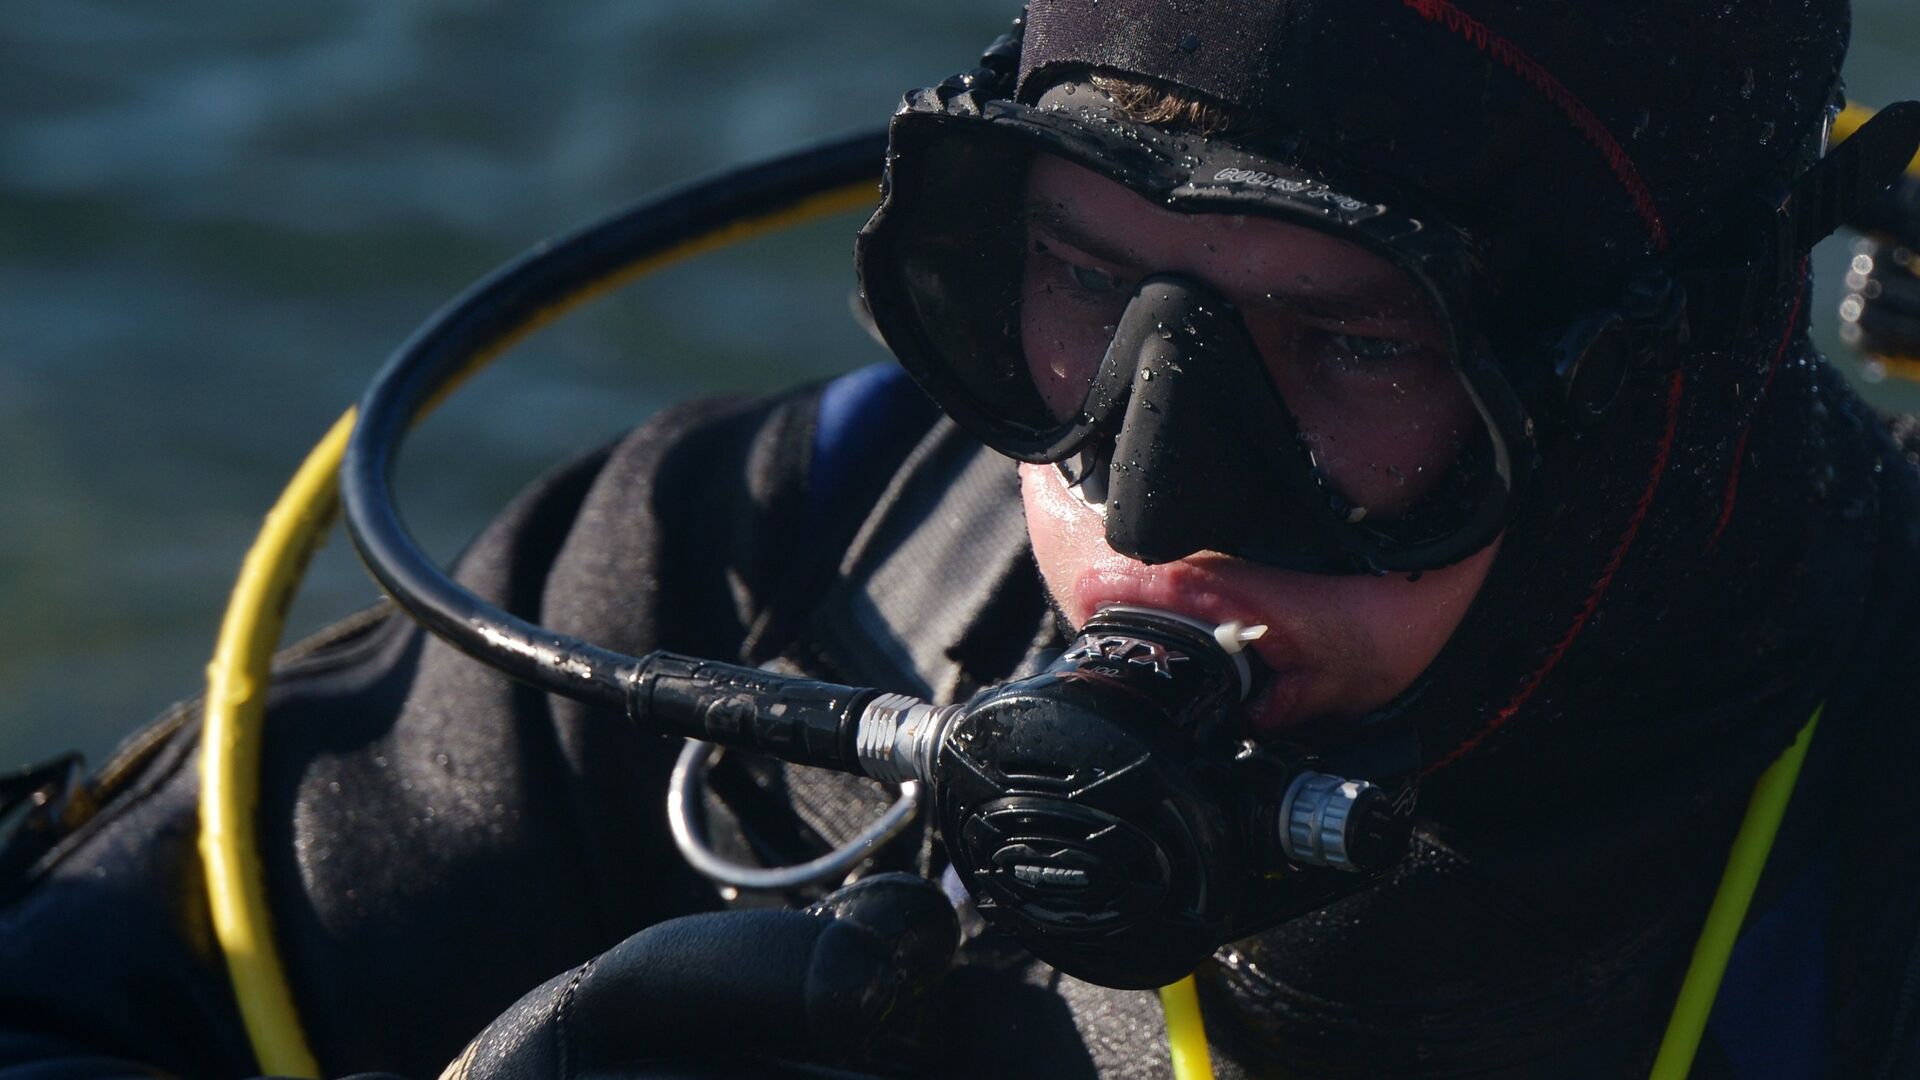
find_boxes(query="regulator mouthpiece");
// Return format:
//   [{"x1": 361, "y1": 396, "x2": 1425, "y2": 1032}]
[
  {"x1": 642, "y1": 606, "x2": 1415, "y2": 990},
  {"x1": 852, "y1": 605, "x2": 1417, "y2": 989}
]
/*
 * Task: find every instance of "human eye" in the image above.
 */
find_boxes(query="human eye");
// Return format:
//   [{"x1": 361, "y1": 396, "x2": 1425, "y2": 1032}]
[
  {"x1": 1027, "y1": 234, "x2": 1131, "y2": 304},
  {"x1": 1068, "y1": 263, "x2": 1127, "y2": 296}
]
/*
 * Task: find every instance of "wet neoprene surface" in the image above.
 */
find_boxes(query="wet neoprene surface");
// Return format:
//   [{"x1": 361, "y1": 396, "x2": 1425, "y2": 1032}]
[
  {"x1": 5, "y1": 1, "x2": 1920, "y2": 1071},
  {"x1": 1016, "y1": 0, "x2": 1848, "y2": 297},
  {"x1": 2, "y1": 350, "x2": 1920, "y2": 1077}
]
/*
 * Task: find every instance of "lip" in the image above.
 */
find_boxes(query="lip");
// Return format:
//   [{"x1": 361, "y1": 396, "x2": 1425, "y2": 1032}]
[{"x1": 1070, "y1": 563, "x2": 1315, "y2": 736}]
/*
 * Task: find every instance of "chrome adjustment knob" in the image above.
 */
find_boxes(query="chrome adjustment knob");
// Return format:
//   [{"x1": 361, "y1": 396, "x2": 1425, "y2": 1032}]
[{"x1": 1278, "y1": 771, "x2": 1380, "y2": 871}]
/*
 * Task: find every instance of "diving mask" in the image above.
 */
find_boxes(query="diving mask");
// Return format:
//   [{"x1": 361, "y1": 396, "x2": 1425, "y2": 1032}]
[{"x1": 857, "y1": 77, "x2": 1687, "y2": 574}]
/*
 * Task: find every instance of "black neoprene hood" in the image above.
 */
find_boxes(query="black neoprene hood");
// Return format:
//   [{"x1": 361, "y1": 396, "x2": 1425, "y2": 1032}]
[
  {"x1": 857, "y1": 85, "x2": 1537, "y2": 572},
  {"x1": 852, "y1": 0, "x2": 1885, "y2": 575},
  {"x1": 1013, "y1": 0, "x2": 1849, "y2": 281},
  {"x1": 852, "y1": 0, "x2": 1918, "y2": 780}
]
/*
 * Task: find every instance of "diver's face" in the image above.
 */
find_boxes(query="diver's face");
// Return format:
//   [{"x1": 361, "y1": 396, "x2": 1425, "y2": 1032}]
[{"x1": 1017, "y1": 156, "x2": 1499, "y2": 735}]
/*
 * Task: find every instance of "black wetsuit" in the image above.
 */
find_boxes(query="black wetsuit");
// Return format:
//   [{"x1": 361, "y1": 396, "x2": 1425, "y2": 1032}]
[{"x1": 5, "y1": 352, "x2": 1920, "y2": 1078}]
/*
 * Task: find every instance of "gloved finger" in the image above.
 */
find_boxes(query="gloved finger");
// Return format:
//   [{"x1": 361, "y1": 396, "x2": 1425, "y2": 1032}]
[
  {"x1": 442, "y1": 875, "x2": 957, "y2": 1080},
  {"x1": 802, "y1": 872, "x2": 959, "y2": 1032},
  {"x1": 572, "y1": 874, "x2": 956, "y2": 1071}
]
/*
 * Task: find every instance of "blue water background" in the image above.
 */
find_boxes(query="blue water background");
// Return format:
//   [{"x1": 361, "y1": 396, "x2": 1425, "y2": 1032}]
[{"x1": 1, "y1": 2, "x2": 1916, "y2": 767}]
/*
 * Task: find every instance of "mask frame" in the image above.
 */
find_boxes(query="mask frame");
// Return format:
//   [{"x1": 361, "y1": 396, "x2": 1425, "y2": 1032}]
[{"x1": 858, "y1": 86, "x2": 1553, "y2": 573}]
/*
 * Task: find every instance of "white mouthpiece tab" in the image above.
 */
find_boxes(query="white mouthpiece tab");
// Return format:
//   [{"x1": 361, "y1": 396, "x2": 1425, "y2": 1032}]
[{"x1": 1212, "y1": 621, "x2": 1268, "y2": 654}]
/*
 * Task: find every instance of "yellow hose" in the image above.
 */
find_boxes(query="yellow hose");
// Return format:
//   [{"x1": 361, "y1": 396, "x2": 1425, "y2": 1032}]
[
  {"x1": 1647, "y1": 706, "x2": 1822, "y2": 1080},
  {"x1": 1146, "y1": 105, "x2": 1875, "y2": 1080},
  {"x1": 1160, "y1": 975, "x2": 1219, "y2": 1080},
  {"x1": 199, "y1": 408, "x2": 353, "y2": 1079},
  {"x1": 200, "y1": 108, "x2": 1875, "y2": 1072},
  {"x1": 198, "y1": 180, "x2": 879, "y2": 1076},
  {"x1": 1150, "y1": 706, "x2": 1822, "y2": 1080},
  {"x1": 1872, "y1": 354, "x2": 1920, "y2": 381}
]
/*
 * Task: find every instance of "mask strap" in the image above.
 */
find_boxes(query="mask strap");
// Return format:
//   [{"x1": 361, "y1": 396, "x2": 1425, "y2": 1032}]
[{"x1": 1681, "y1": 101, "x2": 1920, "y2": 346}]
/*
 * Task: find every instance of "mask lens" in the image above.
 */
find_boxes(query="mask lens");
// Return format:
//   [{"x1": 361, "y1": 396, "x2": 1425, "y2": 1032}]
[
  {"x1": 1251, "y1": 268, "x2": 1480, "y2": 523},
  {"x1": 886, "y1": 134, "x2": 1063, "y2": 441},
  {"x1": 1015, "y1": 153, "x2": 1482, "y2": 525},
  {"x1": 866, "y1": 123, "x2": 1507, "y2": 560}
]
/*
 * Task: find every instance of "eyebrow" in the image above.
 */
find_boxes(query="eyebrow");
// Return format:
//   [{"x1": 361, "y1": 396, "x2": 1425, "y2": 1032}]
[
  {"x1": 1024, "y1": 200, "x2": 1141, "y2": 267},
  {"x1": 1025, "y1": 197, "x2": 1420, "y2": 325},
  {"x1": 1257, "y1": 280, "x2": 1414, "y2": 324}
]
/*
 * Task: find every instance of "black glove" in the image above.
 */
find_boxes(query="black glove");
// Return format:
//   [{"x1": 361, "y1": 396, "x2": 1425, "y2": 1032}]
[
  {"x1": 1842, "y1": 175, "x2": 1920, "y2": 369},
  {"x1": 438, "y1": 873, "x2": 959, "y2": 1080}
]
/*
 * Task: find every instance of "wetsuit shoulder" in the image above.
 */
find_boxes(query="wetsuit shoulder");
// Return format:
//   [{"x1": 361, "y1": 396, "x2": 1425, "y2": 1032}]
[
  {"x1": 1817, "y1": 406, "x2": 1920, "y2": 1075},
  {"x1": 0, "y1": 381, "x2": 937, "y2": 1079}
]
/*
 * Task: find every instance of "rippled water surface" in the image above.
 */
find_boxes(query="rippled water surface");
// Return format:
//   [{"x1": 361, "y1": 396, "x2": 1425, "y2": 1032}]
[{"x1": 2, "y1": 2, "x2": 1916, "y2": 766}]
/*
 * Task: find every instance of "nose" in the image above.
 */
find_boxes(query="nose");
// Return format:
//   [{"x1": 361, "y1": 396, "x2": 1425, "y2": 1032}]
[{"x1": 1096, "y1": 275, "x2": 1293, "y2": 564}]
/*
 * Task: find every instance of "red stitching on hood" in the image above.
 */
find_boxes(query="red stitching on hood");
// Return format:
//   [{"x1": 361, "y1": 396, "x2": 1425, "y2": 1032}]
[
  {"x1": 1401, "y1": 0, "x2": 1670, "y2": 252},
  {"x1": 1708, "y1": 263, "x2": 1810, "y2": 551},
  {"x1": 1425, "y1": 363, "x2": 1687, "y2": 774}
]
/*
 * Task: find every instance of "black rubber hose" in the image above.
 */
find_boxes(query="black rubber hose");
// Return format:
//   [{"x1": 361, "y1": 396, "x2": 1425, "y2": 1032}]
[{"x1": 340, "y1": 130, "x2": 887, "y2": 709}]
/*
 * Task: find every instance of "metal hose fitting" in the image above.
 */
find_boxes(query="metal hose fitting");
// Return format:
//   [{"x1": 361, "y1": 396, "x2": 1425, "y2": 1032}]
[{"x1": 856, "y1": 693, "x2": 961, "y2": 785}]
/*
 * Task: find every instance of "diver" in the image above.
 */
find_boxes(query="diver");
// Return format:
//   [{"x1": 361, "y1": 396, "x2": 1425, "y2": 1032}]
[{"x1": 6, "y1": 0, "x2": 1920, "y2": 1077}]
